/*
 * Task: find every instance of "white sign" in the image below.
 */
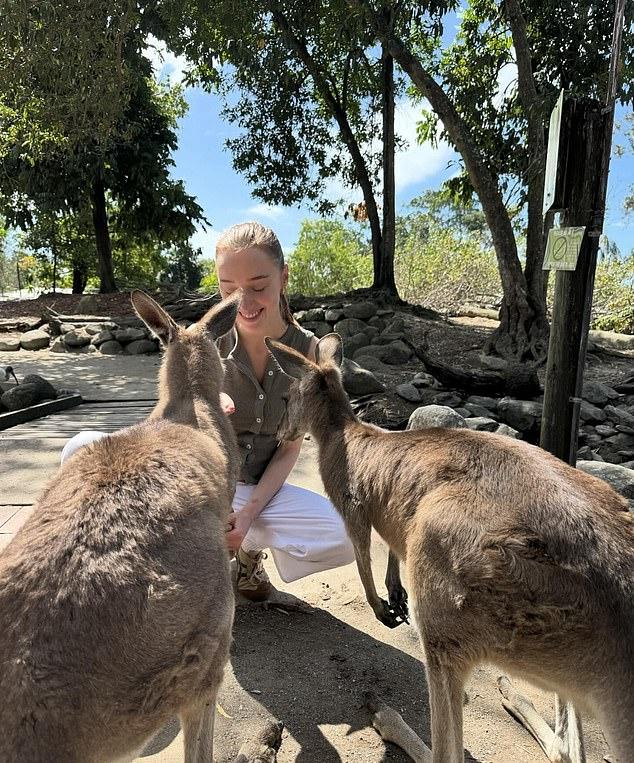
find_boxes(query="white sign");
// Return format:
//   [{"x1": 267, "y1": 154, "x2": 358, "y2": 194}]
[
  {"x1": 543, "y1": 227, "x2": 586, "y2": 271},
  {"x1": 543, "y1": 89, "x2": 565, "y2": 216}
]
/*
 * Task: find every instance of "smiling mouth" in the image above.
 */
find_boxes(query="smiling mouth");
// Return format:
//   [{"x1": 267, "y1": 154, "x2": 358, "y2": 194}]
[{"x1": 239, "y1": 308, "x2": 264, "y2": 321}]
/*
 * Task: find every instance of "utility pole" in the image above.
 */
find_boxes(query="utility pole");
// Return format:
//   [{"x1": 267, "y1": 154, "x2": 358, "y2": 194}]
[{"x1": 539, "y1": 0, "x2": 626, "y2": 466}]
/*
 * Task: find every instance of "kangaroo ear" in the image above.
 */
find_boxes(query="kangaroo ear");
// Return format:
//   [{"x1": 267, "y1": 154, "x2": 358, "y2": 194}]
[
  {"x1": 131, "y1": 290, "x2": 178, "y2": 346},
  {"x1": 265, "y1": 338, "x2": 314, "y2": 379},
  {"x1": 199, "y1": 290, "x2": 242, "y2": 339},
  {"x1": 315, "y1": 333, "x2": 343, "y2": 368}
]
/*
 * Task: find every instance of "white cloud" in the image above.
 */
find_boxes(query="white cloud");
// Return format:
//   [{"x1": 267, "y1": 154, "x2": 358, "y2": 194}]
[
  {"x1": 144, "y1": 35, "x2": 188, "y2": 85},
  {"x1": 190, "y1": 227, "x2": 221, "y2": 259},
  {"x1": 244, "y1": 203, "x2": 286, "y2": 220},
  {"x1": 394, "y1": 99, "x2": 455, "y2": 191}
]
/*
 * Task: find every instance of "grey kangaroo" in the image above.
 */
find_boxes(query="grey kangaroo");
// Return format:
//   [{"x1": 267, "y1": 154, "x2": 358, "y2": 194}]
[{"x1": 266, "y1": 332, "x2": 633, "y2": 763}]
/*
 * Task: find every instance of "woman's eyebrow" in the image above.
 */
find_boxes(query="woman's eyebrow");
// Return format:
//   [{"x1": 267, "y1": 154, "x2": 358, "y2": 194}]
[{"x1": 220, "y1": 274, "x2": 270, "y2": 283}]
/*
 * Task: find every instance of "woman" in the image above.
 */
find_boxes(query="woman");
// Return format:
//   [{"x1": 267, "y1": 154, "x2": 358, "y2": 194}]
[{"x1": 61, "y1": 221, "x2": 354, "y2": 602}]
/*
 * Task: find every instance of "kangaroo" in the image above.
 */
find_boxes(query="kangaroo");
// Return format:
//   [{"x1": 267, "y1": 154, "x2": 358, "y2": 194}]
[
  {"x1": 266, "y1": 333, "x2": 634, "y2": 763},
  {"x1": 0, "y1": 291, "x2": 281, "y2": 763}
]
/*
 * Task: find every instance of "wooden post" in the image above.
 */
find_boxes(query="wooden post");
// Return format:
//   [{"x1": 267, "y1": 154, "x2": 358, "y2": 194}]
[{"x1": 540, "y1": 0, "x2": 625, "y2": 465}]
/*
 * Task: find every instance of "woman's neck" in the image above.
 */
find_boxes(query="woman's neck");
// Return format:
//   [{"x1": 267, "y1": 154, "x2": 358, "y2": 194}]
[{"x1": 239, "y1": 315, "x2": 289, "y2": 355}]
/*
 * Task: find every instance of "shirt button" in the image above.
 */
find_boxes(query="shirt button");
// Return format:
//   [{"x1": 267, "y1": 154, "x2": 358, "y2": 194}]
[
  {"x1": 246, "y1": 444, "x2": 252, "y2": 450},
  {"x1": 268, "y1": 370, "x2": 273, "y2": 376},
  {"x1": 258, "y1": 393, "x2": 264, "y2": 400},
  {"x1": 256, "y1": 417, "x2": 262, "y2": 423}
]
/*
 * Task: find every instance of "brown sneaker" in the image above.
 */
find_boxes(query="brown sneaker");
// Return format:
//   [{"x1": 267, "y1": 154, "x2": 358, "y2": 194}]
[{"x1": 237, "y1": 548, "x2": 272, "y2": 602}]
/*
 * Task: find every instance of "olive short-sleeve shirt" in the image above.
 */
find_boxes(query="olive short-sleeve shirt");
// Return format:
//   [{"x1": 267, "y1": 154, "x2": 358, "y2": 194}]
[{"x1": 217, "y1": 323, "x2": 314, "y2": 484}]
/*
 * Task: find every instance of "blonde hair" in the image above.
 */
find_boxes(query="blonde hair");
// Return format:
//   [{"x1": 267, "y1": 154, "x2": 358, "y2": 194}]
[{"x1": 216, "y1": 221, "x2": 296, "y2": 325}]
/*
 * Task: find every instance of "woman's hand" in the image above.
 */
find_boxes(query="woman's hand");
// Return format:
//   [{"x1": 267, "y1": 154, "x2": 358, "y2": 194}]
[{"x1": 225, "y1": 511, "x2": 253, "y2": 552}]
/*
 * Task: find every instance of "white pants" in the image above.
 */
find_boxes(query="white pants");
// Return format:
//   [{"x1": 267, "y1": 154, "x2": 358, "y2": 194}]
[{"x1": 60, "y1": 431, "x2": 355, "y2": 583}]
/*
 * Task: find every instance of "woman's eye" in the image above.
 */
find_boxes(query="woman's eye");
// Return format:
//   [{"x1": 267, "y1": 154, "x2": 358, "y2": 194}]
[{"x1": 252, "y1": 287, "x2": 265, "y2": 293}]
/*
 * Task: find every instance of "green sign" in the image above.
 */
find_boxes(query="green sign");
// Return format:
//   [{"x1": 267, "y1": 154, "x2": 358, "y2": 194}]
[{"x1": 543, "y1": 227, "x2": 586, "y2": 271}]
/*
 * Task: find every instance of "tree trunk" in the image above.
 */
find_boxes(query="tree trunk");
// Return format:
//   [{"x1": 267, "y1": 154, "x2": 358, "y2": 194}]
[
  {"x1": 72, "y1": 265, "x2": 87, "y2": 294},
  {"x1": 379, "y1": 40, "x2": 398, "y2": 297},
  {"x1": 90, "y1": 164, "x2": 117, "y2": 293}
]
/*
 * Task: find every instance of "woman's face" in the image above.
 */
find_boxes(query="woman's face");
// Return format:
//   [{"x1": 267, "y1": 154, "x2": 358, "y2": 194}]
[{"x1": 216, "y1": 246, "x2": 288, "y2": 335}]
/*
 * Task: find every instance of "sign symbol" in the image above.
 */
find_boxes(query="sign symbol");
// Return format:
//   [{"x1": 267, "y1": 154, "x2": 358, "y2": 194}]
[{"x1": 553, "y1": 236, "x2": 568, "y2": 261}]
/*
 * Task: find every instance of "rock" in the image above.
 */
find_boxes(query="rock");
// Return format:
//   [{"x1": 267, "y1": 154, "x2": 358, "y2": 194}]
[
  {"x1": 91, "y1": 330, "x2": 115, "y2": 347},
  {"x1": 432, "y1": 392, "x2": 463, "y2": 408},
  {"x1": 353, "y1": 355, "x2": 390, "y2": 374},
  {"x1": 588, "y1": 329, "x2": 634, "y2": 351},
  {"x1": 376, "y1": 308, "x2": 395, "y2": 317},
  {"x1": 497, "y1": 397, "x2": 543, "y2": 433},
  {"x1": 343, "y1": 333, "x2": 370, "y2": 357},
  {"x1": 49, "y1": 337, "x2": 67, "y2": 353},
  {"x1": 455, "y1": 407, "x2": 472, "y2": 418},
  {"x1": 343, "y1": 302, "x2": 377, "y2": 321},
  {"x1": 577, "y1": 460, "x2": 634, "y2": 509},
  {"x1": 464, "y1": 402, "x2": 495, "y2": 418},
  {"x1": 0, "y1": 336, "x2": 20, "y2": 351},
  {"x1": 59, "y1": 323, "x2": 75, "y2": 334},
  {"x1": 19, "y1": 329, "x2": 50, "y2": 350},
  {"x1": 99, "y1": 340, "x2": 124, "y2": 355},
  {"x1": 495, "y1": 423, "x2": 521, "y2": 439},
  {"x1": 604, "y1": 405, "x2": 634, "y2": 430},
  {"x1": 1, "y1": 383, "x2": 42, "y2": 410},
  {"x1": 114, "y1": 327, "x2": 147, "y2": 344},
  {"x1": 384, "y1": 317, "x2": 405, "y2": 334},
  {"x1": 363, "y1": 326, "x2": 379, "y2": 340},
  {"x1": 367, "y1": 316, "x2": 386, "y2": 331},
  {"x1": 77, "y1": 294, "x2": 100, "y2": 314},
  {"x1": 125, "y1": 339, "x2": 159, "y2": 355},
  {"x1": 466, "y1": 416, "x2": 499, "y2": 432},
  {"x1": 334, "y1": 318, "x2": 369, "y2": 338},
  {"x1": 302, "y1": 321, "x2": 332, "y2": 338},
  {"x1": 396, "y1": 383, "x2": 423, "y2": 403},
  {"x1": 411, "y1": 372, "x2": 440, "y2": 389},
  {"x1": 325, "y1": 308, "x2": 345, "y2": 323},
  {"x1": 606, "y1": 433, "x2": 634, "y2": 450},
  {"x1": 582, "y1": 380, "x2": 620, "y2": 406},
  {"x1": 21, "y1": 374, "x2": 56, "y2": 400},
  {"x1": 354, "y1": 341, "x2": 411, "y2": 366},
  {"x1": 301, "y1": 308, "x2": 326, "y2": 322},
  {"x1": 341, "y1": 358, "x2": 385, "y2": 396},
  {"x1": 63, "y1": 328, "x2": 92, "y2": 348},
  {"x1": 466, "y1": 395, "x2": 499, "y2": 412},
  {"x1": 372, "y1": 332, "x2": 406, "y2": 345},
  {"x1": 595, "y1": 424, "x2": 618, "y2": 437},
  {"x1": 579, "y1": 401, "x2": 606, "y2": 423},
  {"x1": 84, "y1": 323, "x2": 104, "y2": 336},
  {"x1": 407, "y1": 404, "x2": 467, "y2": 430}
]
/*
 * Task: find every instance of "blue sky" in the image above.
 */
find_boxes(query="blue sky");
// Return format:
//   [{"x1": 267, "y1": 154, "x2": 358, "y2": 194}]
[{"x1": 147, "y1": 40, "x2": 634, "y2": 262}]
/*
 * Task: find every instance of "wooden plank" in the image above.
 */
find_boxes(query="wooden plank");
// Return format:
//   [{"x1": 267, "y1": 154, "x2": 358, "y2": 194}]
[{"x1": 0, "y1": 395, "x2": 83, "y2": 431}]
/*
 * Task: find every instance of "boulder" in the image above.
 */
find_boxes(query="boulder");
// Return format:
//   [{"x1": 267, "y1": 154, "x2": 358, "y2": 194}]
[
  {"x1": 63, "y1": 328, "x2": 91, "y2": 348},
  {"x1": 325, "y1": 308, "x2": 345, "y2": 323},
  {"x1": 84, "y1": 323, "x2": 105, "y2": 336},
  {"x1": 343, "y1": 301, "x2": 377, "y2": 321},
  {"x1": 411, "y1": 372, "x2": 440, "y2": 389},
  {"x1": 341, "y1": 358, "x2": 385, "y2": 396},
  {"x1": 464, "y1": 402, "x2": 495, "y2": 418},
  {"x1": 595, "y1": 424, "x2": 618, "y2": 437},
  {"x1": 604, "y1": 405, "x2": 634, "y2": 430},
  {"x1": 21, "y1": 374, "x2": 56, "y2": 400},
  {"x1": 115, "y1": 327, "x2": 147, "y2": 344},
  {"x1": 466, "y1": 395, "x2": 499, "y2": 412},
  {"x1": 125, "y1": 339, "x2": 159, "y2": 355},
  {"x1": 353, "y1": 341, "x2": 411, "y2": 366},
  {"x1": 302, "y1": 321, "x2": 333, "y2": 338},
  {"x1": 302, "y1": 308, "x2": 326, "y2": 322},
  {"x1": 59, "y1": 323, "x2": 75, "y2": 334},
  {"x1": 1, "y1": 384, "x2": 42, "y2": 410},
  {"x1": 50, "y1": 337, "x2": 67, "y2": 353},
  {"x1": 407, "y1": 404, "x2": 467, "y2": 431},
  {"x1": 343, "y1": 333, "x2": 370, "y2": 357},
  {"x1": 396, "y1": 383, "x2": 423, "y2": 403},
  {"x1": 91, "y1": 330, "x2": 115, "y2": 347},
  {"x1": 577, "y1": 460, "x2": 634, "y2": 509},
  {"x1": 432, "y1": 391, "x2": 463, "y2": 409},
  {"x1": 582, "y1": 380, "x2": 620, "y2": 406},
  {"x1": 372, "y1": 333, "x2": 406, "y2": 345},
  {"x1": 19, "y1": 329, "x2": 50, "y2": 350},
  {"x1": 465, "y1": 416, "x2": 499, "y2": 432},
  {"x1": 99, "y1": 340, "x2": 124, "y2": 355},
  {"x1": 495, "y1": 423, "x2": 521, "y2": 439},
  {"x1": 497, "y1": 397, "x2": 543, "y2": 433},
  {"x1": 579, "y1": 401, "x2": 606, "y2": 423},
  {"x1": 367, "y1": 316, "x2": 386, "y2": 331},
  {"x1": 353, "y1": 355, "x2": 390, "y2": 374},
  {"x1": 0, "y1": 336, "x2": 20, "y2": 351},
  {"x1": 334, "y1": 318, "x2": 370, "y2": 338}
]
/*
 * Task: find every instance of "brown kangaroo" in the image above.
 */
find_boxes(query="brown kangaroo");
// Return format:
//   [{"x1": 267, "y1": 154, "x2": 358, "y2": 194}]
[
  {"x1": 266, "y1": 332, "x2": 634, "y2": 763},
  {"x1": 0, "y1": 291, "x2": 281, "y2": 763}
]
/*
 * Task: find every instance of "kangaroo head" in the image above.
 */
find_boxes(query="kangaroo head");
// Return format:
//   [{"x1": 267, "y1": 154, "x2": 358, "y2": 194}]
[
  {"x1": 265, "y1": 333, "x2": 345, "y2": 440},
  {"x1": 131, "y1": 290, "x2": 242, "y2": 414}
]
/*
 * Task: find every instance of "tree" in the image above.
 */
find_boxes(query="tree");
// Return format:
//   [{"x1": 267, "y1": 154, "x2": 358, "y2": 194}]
[
  {"x1": 164, "y1": 0, "x2": 443, "y2": 297},
  {"x1": 349, "y1": 0, "x2": 634, "y2": 360}
]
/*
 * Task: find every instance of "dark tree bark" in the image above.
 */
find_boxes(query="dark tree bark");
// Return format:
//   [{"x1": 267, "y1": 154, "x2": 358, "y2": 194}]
[
  {"x1": 72, "y1": 265, "x2": 87, "y2": 294},
  {"x1": 380, "y1": 38, "x2": 397, "y2": 295},
  {"x1": 90, "y1": 163, "x2": 117, "y2": 293}
]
